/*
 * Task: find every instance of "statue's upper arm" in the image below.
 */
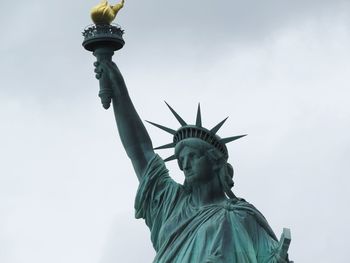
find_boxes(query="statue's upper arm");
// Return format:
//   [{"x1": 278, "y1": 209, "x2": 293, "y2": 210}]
[{"x1": 126, "y1": 144, "x2": 156, "y2": 180}]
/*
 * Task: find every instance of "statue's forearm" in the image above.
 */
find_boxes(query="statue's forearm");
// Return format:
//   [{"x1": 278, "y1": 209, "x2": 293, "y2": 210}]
[
  {"x1": 112, "y1": 91, "x2": 155, "y2": 180},
  {"x1": 96, "y1": 60, "x2": 155, "y2": 179}
]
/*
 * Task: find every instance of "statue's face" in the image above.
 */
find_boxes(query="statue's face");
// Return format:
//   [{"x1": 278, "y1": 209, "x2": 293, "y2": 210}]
[{"x1": 178, "y1": 146, "x2": 212, "y2": 185}]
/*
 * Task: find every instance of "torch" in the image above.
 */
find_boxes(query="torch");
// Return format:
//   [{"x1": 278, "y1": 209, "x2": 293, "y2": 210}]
[{"x1": 82, "y1": 0, "x2": 125, "y2": 109}]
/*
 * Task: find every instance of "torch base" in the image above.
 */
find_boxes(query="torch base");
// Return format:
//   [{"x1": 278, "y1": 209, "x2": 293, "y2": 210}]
[{"x1": 82, "y1": 24, "x2": 125, "y2": 52}]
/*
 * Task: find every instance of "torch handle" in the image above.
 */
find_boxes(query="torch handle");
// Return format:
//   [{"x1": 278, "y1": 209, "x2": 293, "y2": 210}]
[{"x1": 93, "y1": 47, "x2": 115, "y2": 109}]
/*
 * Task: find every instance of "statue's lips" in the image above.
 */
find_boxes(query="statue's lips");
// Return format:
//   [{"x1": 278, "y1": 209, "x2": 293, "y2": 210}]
[{"x1": 185, "y1": 172, "x2": 194, "y2": 178}]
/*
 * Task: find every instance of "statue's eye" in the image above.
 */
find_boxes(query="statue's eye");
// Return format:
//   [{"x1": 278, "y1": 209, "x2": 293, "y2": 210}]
[{"x1": 188, "y1": 152, "x2": 195, "y2": 159}]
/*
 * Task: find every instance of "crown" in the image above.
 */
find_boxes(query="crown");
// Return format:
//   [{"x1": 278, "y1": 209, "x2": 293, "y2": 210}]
[{"x1": 146, "y1": 102, "x2": 247, "y2": 162}]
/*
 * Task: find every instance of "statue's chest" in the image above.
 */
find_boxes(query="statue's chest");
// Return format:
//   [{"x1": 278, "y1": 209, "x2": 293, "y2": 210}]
[
  {"x1": 159, "y1": 206, "x2": 194, "y2": 240},
  {"x1": 157, "y1": 201, "x2": 223, "y2": 249}
]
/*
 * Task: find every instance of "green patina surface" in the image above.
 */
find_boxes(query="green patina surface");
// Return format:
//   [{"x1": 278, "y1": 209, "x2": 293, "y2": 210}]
[
  {"x1": 135, "y1": 154, "x2": 285, "y2": 262},
  {"x1": 89, "y1": 56, "x2": 292, "y2": 262}
]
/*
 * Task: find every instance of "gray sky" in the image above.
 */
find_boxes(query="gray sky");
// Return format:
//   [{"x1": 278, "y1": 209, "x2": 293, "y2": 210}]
[{"x1": 1, "y1": 0, "x2": 350, "y2": 262}]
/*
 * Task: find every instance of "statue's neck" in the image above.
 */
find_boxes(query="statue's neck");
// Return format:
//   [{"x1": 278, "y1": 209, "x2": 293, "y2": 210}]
[{"x1": 189, "y1": 176, "x2": 227, "y2": 207}]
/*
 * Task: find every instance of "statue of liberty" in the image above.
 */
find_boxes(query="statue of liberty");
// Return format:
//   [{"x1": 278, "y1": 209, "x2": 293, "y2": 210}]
[
  {"x1": 84, "y1": 1, "x2": 292, "y2": 262},
  {"x1": 93, "y1": 60, "x2": 292, "y2": 263}
]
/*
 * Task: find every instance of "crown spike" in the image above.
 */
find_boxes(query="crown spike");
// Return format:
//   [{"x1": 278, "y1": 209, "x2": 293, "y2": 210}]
[
  {"x1": 210, "y1": 117, "x2": 229, "y2": 134},
  {"x1": 164, "y1": 155, "x2": 177, "y2": 162},
  {"x1": 196, "y1": 103, "x2": 202, "y2": 127},
  {"x1": 219, "y1": 134, "x2": 247, "y2": 144},
  {"x1": 164, "y1": 101, "x2": 187, "y2": 126},
  {"x1": 154, "y1": 142, "x2": 176, "y2": 150},
  {"x1": 145, "y1": 121, "x2": 176, "y2": 135}
]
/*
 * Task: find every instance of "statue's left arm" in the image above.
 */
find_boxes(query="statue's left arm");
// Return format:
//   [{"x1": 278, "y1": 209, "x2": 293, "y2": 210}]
[
  {"x1": 237, "y1": 201, "x2": 291, "y2": 262},
  {"x1": 251, "y1": 221, "x2": 291, "y2": 263}
]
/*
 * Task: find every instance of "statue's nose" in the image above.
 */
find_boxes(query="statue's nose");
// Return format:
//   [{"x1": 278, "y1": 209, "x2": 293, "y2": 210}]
[{"x1": 183, "y1": 158, "x2": 191, "y2": 170}]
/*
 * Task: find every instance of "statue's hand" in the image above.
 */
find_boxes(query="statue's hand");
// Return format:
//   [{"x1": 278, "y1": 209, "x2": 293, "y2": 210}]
[{"x1": 94, "y1": 60, "x2": 127, "y2": 99}]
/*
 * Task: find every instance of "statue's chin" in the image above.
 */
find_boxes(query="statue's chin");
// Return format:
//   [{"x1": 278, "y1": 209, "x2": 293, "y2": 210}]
[
  {"x1": 184, "y1": 175, "x2": 209, "y2": 187},
  {"x1": 184, "y1": 175, "x2": 198, "y2": 186}
]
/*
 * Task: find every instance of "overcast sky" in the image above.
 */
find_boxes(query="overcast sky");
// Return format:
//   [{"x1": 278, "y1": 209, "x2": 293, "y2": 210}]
[{"x1": 1, "y1": 0, "x2": 350, "y2": 262}]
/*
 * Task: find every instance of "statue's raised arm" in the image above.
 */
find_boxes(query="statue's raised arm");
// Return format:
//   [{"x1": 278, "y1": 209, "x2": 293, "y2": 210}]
[{"x1": 94, "y1": 60, "x2": 155, "y2": 180}]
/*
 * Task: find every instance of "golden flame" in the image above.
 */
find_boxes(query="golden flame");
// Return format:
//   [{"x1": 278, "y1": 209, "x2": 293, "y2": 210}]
[{"x1": 90, "y1": 0, "x2": 124, "y2": 24}]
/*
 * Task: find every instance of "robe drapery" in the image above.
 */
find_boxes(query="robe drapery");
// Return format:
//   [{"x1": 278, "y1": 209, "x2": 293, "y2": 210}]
[{"x1": 135, "y1": 155, "x2": 286, "y2": 263}]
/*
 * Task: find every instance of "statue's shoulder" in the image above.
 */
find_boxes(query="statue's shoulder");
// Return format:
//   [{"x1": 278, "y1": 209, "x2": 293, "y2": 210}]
[
  {"x1": 225, "y1": 197, "x2": 253, "y2": 210},
  {"x1": 224, "y1": 198, "x2": 268, "y2": 225},
  {"x1": 224, "y1": 198, "x2": 278, "y2": 241}
]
